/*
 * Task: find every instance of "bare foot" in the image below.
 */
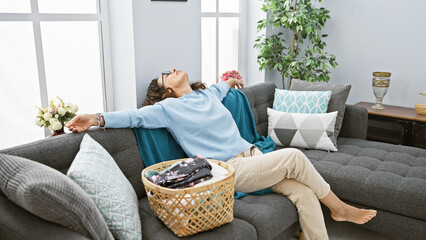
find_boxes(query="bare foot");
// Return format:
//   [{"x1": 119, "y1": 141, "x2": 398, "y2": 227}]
[{"x1": 331, "y1": 205, "x2": 377, "y2": 224}]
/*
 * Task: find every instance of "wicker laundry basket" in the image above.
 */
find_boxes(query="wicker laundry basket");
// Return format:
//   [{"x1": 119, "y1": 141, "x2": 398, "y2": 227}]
[{"x1": 141, "y1": 159, "x2": 235, "y2": 237}]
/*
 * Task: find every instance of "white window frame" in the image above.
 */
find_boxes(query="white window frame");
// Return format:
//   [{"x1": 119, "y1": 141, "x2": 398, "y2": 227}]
[
  {"x1": 201, "y1": 0, "x2": 246, "y2": 83},
  {"x1": 0, "y1": 0, "x2": 113, "y2": 137}
]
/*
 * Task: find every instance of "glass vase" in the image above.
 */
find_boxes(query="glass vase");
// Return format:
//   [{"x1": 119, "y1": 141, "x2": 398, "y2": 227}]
[{"x1": 372, "y1": 72, "x2": 391, "y2": 110}]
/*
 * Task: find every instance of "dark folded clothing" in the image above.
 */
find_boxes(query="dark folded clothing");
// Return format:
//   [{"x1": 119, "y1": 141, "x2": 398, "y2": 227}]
[
  {"x1": 167, "y1": 167, "x2": 213, "y2": 189},
  {"x1": 148, "y1": 155, "x2": 212, "y2": 188}
]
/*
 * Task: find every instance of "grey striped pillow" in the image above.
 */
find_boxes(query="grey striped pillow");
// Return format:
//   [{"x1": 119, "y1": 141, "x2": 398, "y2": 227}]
[{"x1": 0, "y1": 153, "x2": 113, "y2": 240}]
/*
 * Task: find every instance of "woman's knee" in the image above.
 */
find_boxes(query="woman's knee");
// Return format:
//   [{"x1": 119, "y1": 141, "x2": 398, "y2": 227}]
[
  {"x1": 279, "y1": 148, "x2": 308, "y2": 165},
  {"x1": 281, "y1": 148, "x2": 305, "y2": 158}
]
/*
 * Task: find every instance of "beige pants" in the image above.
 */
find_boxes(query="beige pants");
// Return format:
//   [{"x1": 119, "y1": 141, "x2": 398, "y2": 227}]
[{"x1": 227, "y1": 147, "x2": 331, "y2": 240}]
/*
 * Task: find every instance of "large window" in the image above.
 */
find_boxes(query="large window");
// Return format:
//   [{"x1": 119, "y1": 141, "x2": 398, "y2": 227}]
[
  {"x1": 0, "y1": 0, "x2": 112, "y2": 149},
  {"x1": 201, "y1": 0, "x2": 244, "y2": 86}
]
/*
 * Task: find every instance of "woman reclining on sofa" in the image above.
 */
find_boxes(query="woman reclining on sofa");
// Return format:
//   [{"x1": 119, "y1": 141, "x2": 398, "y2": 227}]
[{"x1": 66, "y1": 68, "x2": 377, "y2": 240}]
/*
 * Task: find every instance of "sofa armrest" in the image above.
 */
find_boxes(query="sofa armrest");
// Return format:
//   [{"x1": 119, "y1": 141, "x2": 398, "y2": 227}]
[
  {"x1": 339, "y1": 104, "x2": 368, "y2": 139},
  {"x1": 0, "y1": 195, "x2": 89, "y2": 240}
]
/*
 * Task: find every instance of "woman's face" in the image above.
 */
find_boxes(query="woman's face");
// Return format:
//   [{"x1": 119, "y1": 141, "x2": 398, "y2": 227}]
[{"x1": 157, "y1": 68, "x2": 188, "y2": 90}]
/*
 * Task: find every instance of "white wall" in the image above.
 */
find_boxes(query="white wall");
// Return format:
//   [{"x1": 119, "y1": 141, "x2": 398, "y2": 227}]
[
  {"x1": 108, "y1": 0, "x2": 266, "y2": 106},
  {"x1": 265, "y1": 0, "x2": 426, "y2": 108},
  {"x1": 108, "y1": 0, "x2": 137, "y2": 110},
  {"x1": 322, "y1": 0, "x2": 426, "y2": 107},
  {"x1": 132, "y1": 0, "x2": 201, "y2": 108},
  {"x1": 245, "y1": 0, "x2": 267, "y2": 86}
]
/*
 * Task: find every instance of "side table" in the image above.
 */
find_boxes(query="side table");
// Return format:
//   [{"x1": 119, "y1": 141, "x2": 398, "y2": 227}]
[{"x1": 355, "y1": 102, "x2": 426, "y2": 149}]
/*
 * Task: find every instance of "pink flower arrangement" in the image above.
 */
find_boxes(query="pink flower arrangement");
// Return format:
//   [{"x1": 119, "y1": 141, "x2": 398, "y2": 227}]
[{"x1": 220, "y1": 70, "x2": 243, "y2": 82}]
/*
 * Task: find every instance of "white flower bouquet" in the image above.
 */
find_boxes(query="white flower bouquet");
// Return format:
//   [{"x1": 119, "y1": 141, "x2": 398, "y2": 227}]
[{"x1": 35, "y1": 97, "x2": 78, "y2": 132}]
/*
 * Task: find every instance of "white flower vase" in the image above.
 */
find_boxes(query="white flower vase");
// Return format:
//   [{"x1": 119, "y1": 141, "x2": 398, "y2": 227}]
[{"x1": 372, "y1": 72, "x2": 391, "y2": 110}]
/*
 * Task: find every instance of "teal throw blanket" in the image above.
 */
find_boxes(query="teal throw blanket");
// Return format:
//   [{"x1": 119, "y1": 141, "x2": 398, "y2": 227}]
[{"x1": 133, "y1": 88, "x2": 276, "y2": 198}]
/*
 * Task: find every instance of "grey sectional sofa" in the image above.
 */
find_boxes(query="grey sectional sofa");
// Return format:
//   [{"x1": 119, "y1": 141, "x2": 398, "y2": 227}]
[{"x1": 1, "y1": 82, "x2": 425, "y2": 240}]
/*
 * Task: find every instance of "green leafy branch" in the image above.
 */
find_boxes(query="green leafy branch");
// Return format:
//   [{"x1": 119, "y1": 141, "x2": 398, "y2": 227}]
[{"x1": 254, "y1": 0, "x2": 338, "y2": 89}]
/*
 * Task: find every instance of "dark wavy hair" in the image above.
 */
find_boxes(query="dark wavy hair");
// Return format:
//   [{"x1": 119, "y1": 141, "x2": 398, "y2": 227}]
[{"x1": 142, "y1": 78, "x2": 206, "y2": 106}]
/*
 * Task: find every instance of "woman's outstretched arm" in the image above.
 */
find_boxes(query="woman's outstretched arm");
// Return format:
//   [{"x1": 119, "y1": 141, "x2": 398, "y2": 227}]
[{"x1": 66, "y1": 104, "x2": 168, "y2": 133}]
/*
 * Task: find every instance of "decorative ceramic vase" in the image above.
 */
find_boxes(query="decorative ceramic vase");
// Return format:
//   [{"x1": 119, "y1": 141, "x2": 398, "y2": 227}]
[
  {"x1": 372, "y1": 72, "x2": 391, "y2": 110},
  {"x1": 52, "y1": 127, "x2": 65, "y2": 137}
]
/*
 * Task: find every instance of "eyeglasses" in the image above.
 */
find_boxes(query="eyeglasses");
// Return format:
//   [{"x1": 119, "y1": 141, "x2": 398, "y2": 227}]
[{"x1": 161, "y1": 71, "x2": 171, "y2": 89}]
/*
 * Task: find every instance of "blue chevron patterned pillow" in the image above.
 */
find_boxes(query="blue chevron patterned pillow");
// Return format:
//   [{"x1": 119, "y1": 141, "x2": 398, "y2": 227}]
[
  {"x1": 273, "y1": 89, "x2": 331, "y2": 113},
  {"x1": 68, "y1": 134, "x2": 142, "y2": 240}
]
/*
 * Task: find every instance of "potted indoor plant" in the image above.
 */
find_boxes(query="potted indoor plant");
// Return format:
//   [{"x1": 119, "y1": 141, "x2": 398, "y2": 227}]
[{"x1": 254, "y1": 0, "x2": 338, "y2": 89}]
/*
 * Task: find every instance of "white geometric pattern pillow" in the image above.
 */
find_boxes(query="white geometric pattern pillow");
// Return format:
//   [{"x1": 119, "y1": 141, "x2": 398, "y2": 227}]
[
  {"x1": 67, "y1": 134, "x2": 142, "y2": 240},
  {"x1": 267, "y1": 108, "x2": 338, "y2": 151},
  {"x1": 273, "y1": 89, "x2": 331, "y2": 113}
]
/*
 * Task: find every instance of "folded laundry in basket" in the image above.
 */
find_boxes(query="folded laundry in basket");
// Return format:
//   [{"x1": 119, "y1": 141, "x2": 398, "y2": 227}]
[
  {"x1": 147, "y1": 155, "x2": 213, "y2": 189},
  {"x1": 167, "y1": 167, "x2": 212, "y2": 189}
]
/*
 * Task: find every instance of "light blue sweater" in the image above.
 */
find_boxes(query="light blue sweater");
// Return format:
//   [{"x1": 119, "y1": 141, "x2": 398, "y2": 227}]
[{"x1": 103, "y1": 81, "x2": 253, "y2": 161}]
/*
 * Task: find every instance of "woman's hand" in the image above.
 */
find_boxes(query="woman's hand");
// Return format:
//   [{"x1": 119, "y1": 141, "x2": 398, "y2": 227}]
[
  {"x1": 226, "y1": 78, "x2": 245, "y2": 89},
  {"x1": 66, "y1": 114, "x2": 97, "y2": 133}
]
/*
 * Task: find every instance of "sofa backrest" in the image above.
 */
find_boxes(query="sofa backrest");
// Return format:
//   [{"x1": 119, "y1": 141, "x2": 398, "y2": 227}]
[
  {"x1": 0, "y1": 128, "x2": 147, "y2": 198},
  {"x1": 0, "y1": 82, "x2": 367, "y2": 199},
  {"x1": 240, "y1": 82, "x2": 276, "y2": 137}
]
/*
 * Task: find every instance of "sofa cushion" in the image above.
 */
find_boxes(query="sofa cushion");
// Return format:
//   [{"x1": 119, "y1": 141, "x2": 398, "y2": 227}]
[
  {"x1": 68, "y1": 134, "x2": 142, "y2": 240},
  {"x1": 138, "y1": 197, "x2": 257, "y2": 240},
  {"x1": 0, "y1": 153, "x2": 113, "y2": 240},
  {"x1": 329, "y1": 199, "x2": 426, "y2": 240},
  {"x1": 290, "y1": 79, "x2": 351, "y2": 138},
  {"x1": 233, "y1": 193, "x2": 299, "y2": 240},
  {"x1": 299, "y1": 137, "x2": 426, "y2": 220}
]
